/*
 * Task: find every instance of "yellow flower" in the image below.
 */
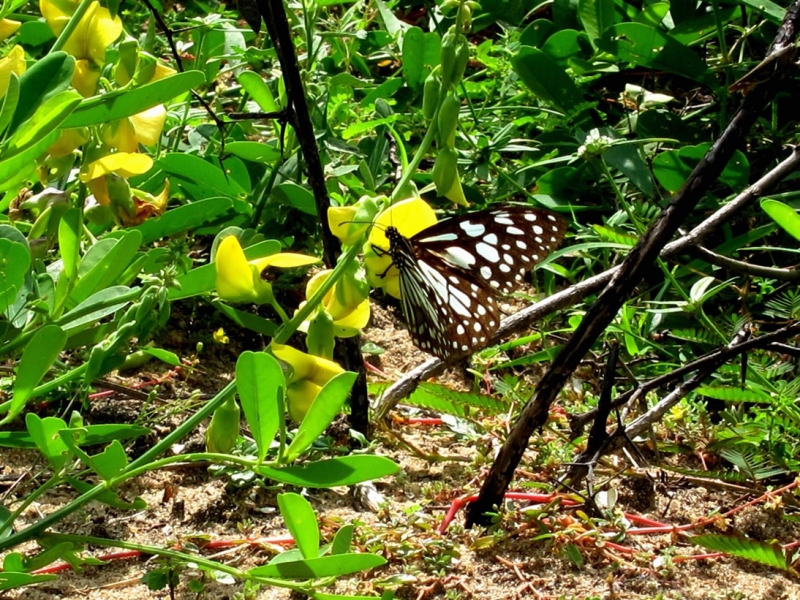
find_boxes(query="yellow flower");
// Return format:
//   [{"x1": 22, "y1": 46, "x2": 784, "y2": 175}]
[
  {"x1": 301, "y1": 269, "x2": 370, "y2": 338},
  {"x1": 328, "y1": 196, "x2": 380, "y2": 245},
  {"x1": 39, "y1": 0, "x2": 79, "y2": 35},
  {"x1": 48, "y1": 128, "x2": 90, "y2": 158},
  {"x1": 72, "y1": 59, "x2": 101, "y2": 97},
  {"x1": 0, "y1": 45, "x2": 26, "y2": 98},
  {"x1": 80, "y1": 152, "x2": 153, "y2": 205},
  {"x1": 0, "y1": 19, "x2": 21, "y2": 43},
  {"x1": 213, "y1": 328, "x2": 230, "y2": 344},
  {"x1": 101, "y1": 105, "x2": 167, "y2": 151},
  {"x1": 271, "y1": 343, "x2": 344, "y2": 421},
  {"x1": 363, "y1": 197, "x2": 437, "y2": 299},
  {"x1": 42, "y1": 0, "x2": 122, "y2": 65},
  {"x1": 214, "y1": 235, "x2": 319, "y2": 304}
]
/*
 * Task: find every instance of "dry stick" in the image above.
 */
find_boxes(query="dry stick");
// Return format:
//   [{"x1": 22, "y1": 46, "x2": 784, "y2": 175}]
[
  {"x1": 256, "y1": 0, "x2": 369, "y2": 434},
  {"x1": 464, "y1": 6, "x2": 800, "y2": 528},
  {"x1": 691, "y1": 244, "x2": 800, "y2": 281},
  {"x1": 373, "y1": 146, "x2": 800, "y2": 421}
]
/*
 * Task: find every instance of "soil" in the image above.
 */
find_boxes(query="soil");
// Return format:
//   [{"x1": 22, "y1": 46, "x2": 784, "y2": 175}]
[{"x1": 2, "y1": 301, "x2": 799, "y2": 600}]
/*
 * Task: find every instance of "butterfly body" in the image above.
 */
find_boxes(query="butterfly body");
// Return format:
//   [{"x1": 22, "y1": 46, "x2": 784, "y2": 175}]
[{"x1": 383, "y1": 207, "x2": 567, "y2": 360}]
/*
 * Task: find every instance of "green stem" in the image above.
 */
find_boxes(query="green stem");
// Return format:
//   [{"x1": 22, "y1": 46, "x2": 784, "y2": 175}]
[
  {"x1": 271, "y1": 242, "x2": 361, "y2": 345},
  {"x1": 49, "y1": 0, "x2": 94, "y2": 54}
]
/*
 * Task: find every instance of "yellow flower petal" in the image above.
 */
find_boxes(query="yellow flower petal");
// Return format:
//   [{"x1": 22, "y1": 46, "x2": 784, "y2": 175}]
[
  {"x1": 215, "y1": 235, "x2": 259, "y2": 302},
  {"x1": 61, "y1": 2, "x2": 122, "y2": 64},
  {"x1": 48, "y1": 128, "x2": 89, "y2": 158},
  {"x1": 129, "y1": 104, "x2": 166, "y2": 146},
  {"x1": 363, "y1": 197, "x2": 437, "y2": 299},
  {"x1": 0, "y1": 45, "x2": 26, "y2": 98},
  {"x1": 287, "y1": 380, "x2": 321, "y2": 422},
  {"x1": 0, "y1": 19, "x2": 21, "y2": 43},
  {"x1": 100, "y1": 118, "x2": 137, "y2": 152},
  {"x1": 271, "y1": 343, "x2": 344, "y2": 387},
  {"x1": 86, "y1": 176, "x2": 110, "y2": 206},
  {"x1": 80, "y1": 153, "x2": 154, "y2": 182},
  {"x1": 40, "y1": 0, "x2": 78, "y2": 35},
  {"x1": 251, "y1": 252, "x2": 319, "y2": 270},
  {"x1": 72, "y1": 59, "x2": 100, "y2": 97}
]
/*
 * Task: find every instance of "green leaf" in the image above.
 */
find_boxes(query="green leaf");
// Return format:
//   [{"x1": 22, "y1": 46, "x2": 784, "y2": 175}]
[
  {"x1": 11, "y1": 51, "x2": 75, "y2": 135},
  {"x1": 696, "y1": 385, "x2": 773, "y2": 404},
  {"x1": 402, "y1": 26, "x2": 426, "y2": 91},
  {"x1": 370, "y1": 381, "x2": 509, "y2": 417},
  {"x1": 511, "y1": 46, "x2": 585, "y2": 114},
  {"x1": 285, "y1": 372, "x2": 356, "y2": 462},
  {"x1": 3, "y1": 325, "x2": 67, "y2": 424},
  {"x1": 3, "y1": 90, "x2": 81, "y2": 157},
  {"x1": 0, "y1": 129, "x2": 60, "y2": 192},
  {"x1": 256, "y1": 455, "x2": 399, "y2": 488},
  {"x1": 736, "y1": 0, "x2": 784, "y2": 24},
  {"x1": 273, "y1": 182, "x2": 317, "y2": 215},
  {"x1": 157, "y1": 154, "x2": 247, "y2": 200},
  {"x1": 578, "y1": 0, "x2": 615, "y2": 46},
  {"x1": 237, "y1": 71, "x2": 279, "y2": 112},
  {"x1": 0, "y1": 238, "x2": 30, "y2": 314},
  {"x1": 691, "y1": 534, "x2": 793, "y2": 573},
  {"x1": 0, "y1": 572, "x2": 57, "y2": 591},
  {"x1": 134, "y1": 197, "x2": 234, "y2": 245},
  {"x1": 277, "y1": 493, "x2": 320, "y2": 560},
  {"x1": 520, "y1": 19, "x2": 555, "y2": 48},
  {"x1": 25, "y1": 414, "x2": 72, "y2": 471},
  {"x1": 0, "y1": 73, "x2": 20, "y2": 139},
  {"x1": 69, "y1": 230, "x2": 143, "y2": 309},
  {"x1": 597, "y1": 23, "x2": 714, "y2": 86},
  {"x1": 236, "y1": 351, "x2": 284, "y2": 462},
  {"x1": 653, "y1": 143, "x2": 749, "y2": 193},
  {"x1": 249, "y1": 552, "x2": 386, "y2": 579},
  {"x1": 58, "y1": 285, "x2": 134, "y2": 334},
  {"x1": 761, "y1": 199, "x2": 800, "y2": 243},
  {"x1": 330, "y1": 524, "x2": 353, "y2": 555},
  {"x1": 226, "y1": 141, "x2": 281, "y2": 163},
  {"x1": 87, "y1": 439, "x2": 129, "y2": 480},
  {"x1": 59, "y1": 207, "x2": 81, "y2": 284},
  {"x1": 211, "y1": 302, "x2": 278, "y2": 336},
  {"x1": 63, "y1": 71, "x2": 205, "y2": 127},
  {"x1": 0, "y1": 423, "x2": 149, "y2": 450}
]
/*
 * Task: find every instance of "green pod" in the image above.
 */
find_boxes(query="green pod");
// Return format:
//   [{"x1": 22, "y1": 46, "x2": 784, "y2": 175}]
[
  {"x1": 205, "y1": 395, "x2": 241, "y2": 454},
  {"x1": 437, "y1": 92, "x2": 460, "y2": 148},
  {"x1": 432, "y1": 147, "x2": 458, "y2": 196},
  {"x1": 439, "y1": 30, "x2": 457, "y2": 90},
  {"x1": 307, "y1": 308, "x2": 335, "y2": 360},
  {"x1": 452, "y1": 37, "x2": 469, "y2": 87},
  {"x1": 422, "y1": 72, "x2": 440, "y2": 121}
]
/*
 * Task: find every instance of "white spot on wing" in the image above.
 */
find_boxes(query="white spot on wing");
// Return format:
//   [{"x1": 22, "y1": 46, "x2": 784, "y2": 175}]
[
  {"x1": 460, "y1": 221, "x2": 485, "y2": 237},
  {"x1": 476, "y1": 242, "x2": 500, "y2": 263}
]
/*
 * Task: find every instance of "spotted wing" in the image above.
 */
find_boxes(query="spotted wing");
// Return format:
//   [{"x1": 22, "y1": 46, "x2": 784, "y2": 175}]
[
  {"x1": 396, "y1": 251, "x2": 500, "y2": 360},
  {"x1": 411, "y1": 206, "x2": 567, "y2": 295}
]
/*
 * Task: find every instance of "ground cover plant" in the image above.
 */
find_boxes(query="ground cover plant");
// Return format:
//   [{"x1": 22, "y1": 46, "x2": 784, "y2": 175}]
[{"x1": 1, "y1": 0, "x2": 800, "y2": 598}]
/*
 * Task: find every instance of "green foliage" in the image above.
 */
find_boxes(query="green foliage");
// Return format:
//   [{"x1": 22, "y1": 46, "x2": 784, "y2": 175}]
[{"x1": 1, "y1": 0, "x2": 800, "y2": 595}]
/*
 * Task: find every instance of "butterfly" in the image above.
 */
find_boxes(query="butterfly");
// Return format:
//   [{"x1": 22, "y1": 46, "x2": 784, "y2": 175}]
[{"x1": 380, "y1": 206, "x2": 567, "y2": 360}]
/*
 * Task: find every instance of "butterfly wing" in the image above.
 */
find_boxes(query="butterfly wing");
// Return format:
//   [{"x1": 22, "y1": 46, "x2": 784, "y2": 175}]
[
  {"x1": 397, "y1": 249, "x2": 500, "y2": 360},
  {"x1": 411, "y1": 207, "x2": 567, "y2": 295}
]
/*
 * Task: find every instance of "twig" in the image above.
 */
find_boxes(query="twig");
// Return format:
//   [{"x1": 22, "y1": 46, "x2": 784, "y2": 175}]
[
  {"x1": 255, "y1": 0, "x2": 368, "y2": 434},
  {"x1": 691, "y1": 245, "x2": 800, "y2": 281}
]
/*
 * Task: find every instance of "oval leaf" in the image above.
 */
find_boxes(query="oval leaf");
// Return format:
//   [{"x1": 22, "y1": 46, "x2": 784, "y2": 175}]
[
  {"x1": 285, "y1": 371, "x2": 356, "y2": 462},
  {"x1": 236, "y1": 351, "x2": 284, "y2": 462},
  {"x1": 277, "y1": 493, "x2": 319, "y2": 560},
  {"x1": 257, "y1": 455, "x2": 399, "y2": 488}
]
